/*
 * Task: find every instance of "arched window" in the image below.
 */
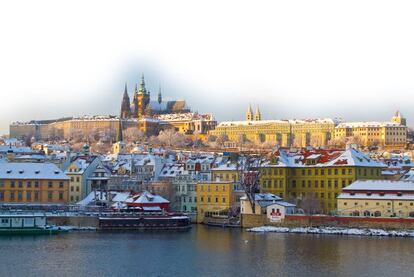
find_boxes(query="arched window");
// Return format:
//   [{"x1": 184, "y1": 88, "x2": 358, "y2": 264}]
[
  {"x1": 363, "y1": 210, "x2": 370, "y2": 217},
  {"x1": 351, "y1": 211, "x2": 360, "y2": 216},
  {"x1": 374, "y1": 211, "x2": 381, "y2": 217},
  {"x1": 409, "y1": 212, "x2": 414, "y2": 218}
]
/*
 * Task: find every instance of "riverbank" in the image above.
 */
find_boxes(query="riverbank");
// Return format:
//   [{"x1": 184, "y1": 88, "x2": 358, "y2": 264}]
[{"x1": 248, "y1": 226, "x2": 414, "y2": 237}]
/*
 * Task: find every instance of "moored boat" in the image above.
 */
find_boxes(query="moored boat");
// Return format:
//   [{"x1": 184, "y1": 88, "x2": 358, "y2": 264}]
[
  {"x1": 0, "y1": 213, "x2": 67, "y2": 235},
  {"x1": 98, "y1": 213, "x2": 191, "y2": 231}
]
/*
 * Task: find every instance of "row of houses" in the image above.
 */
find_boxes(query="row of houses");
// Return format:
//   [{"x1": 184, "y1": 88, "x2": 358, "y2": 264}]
[{"x1": 2, "y1": 142, "x2": 414, "y2": 222}]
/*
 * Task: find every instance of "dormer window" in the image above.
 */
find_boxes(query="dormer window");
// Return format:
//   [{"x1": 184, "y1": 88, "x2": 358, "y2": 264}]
[
  {"x1": 54, "y1": 171, "x2": 60, "y2": 174},
  {"x1": 19, "y1": 170, "x2": 24, "y2": 174},
  {"x1": 6, "y1": 170, "x2": 11, "y2": 174},
  {"x1": 366, "y1": 192, "x2": 372, "y2": 196},
  {"x1": 397, "y1": 192, "x2": 403, "y2": 197},
  {"x1": 35, "y1": 171, "x2": 40, "y2": 174}
]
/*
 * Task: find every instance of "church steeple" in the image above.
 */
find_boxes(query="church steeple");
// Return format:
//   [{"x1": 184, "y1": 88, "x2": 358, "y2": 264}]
[
  {"x1": 139, "y1": 74, "x2": 147, "y2": 94},
  {"x1": 120, "y1": 83, "x2": 131, "y2": 118},
  {"x1": 117, "y1": 118, "x2": 123, "y2": 142},
  {"x1": 158, "y1": 85, "x2": 162, "y2": 104},
  {"x1": 254, "y1": 106, "x2": 261, "y2": 121},
  {"x1": 246, "y1": 104, "x2": 253, "y2": 121}
]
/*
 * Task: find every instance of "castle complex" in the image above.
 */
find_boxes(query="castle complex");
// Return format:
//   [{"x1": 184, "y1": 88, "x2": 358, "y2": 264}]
[
  {"x1": 9, "y1": 75, "x2": 216, "y2": 141},
  {"x1": 120, "y1": 75, "x2": 190, "y2": 119}
]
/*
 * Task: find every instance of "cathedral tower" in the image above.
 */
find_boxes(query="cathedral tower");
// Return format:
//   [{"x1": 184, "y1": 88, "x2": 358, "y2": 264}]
[
  {"x1": 135, "y1": 74, "x2": 151, "y2": 118},
  {"x1": 246, "y1": 104, "x2": 253, "y2": 121},
  {"x1": 120, "y1": 83, "x2": 131, "y2": 118},
  {"x1": 254, "y1": 106, "x2": 261, "y2": 121}
]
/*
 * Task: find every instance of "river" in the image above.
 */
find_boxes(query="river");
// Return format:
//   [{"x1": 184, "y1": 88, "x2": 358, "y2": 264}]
[{"x1": 0, "y1": 225, "x2": 413, "y2": 277}]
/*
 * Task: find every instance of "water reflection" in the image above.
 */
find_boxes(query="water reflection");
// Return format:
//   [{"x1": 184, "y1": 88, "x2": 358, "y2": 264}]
[{"x1": 0, "y1": 227, "x2": 413, "y2": 276}]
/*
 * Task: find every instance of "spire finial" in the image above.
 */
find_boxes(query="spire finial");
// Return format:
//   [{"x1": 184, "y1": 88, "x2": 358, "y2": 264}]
[{"x1": 124, "y1": 82, "x2": 128, "y2": 94}]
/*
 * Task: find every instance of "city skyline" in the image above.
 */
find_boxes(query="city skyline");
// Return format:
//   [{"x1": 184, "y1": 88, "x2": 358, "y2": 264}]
[{"x1": 2, "y1": 0, "x2": 414, "y2": 134}]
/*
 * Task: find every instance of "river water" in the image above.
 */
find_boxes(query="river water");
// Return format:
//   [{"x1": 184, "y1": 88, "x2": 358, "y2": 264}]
[{"x1": 0, "y1": 225, "x2": 413, "y2": 277}]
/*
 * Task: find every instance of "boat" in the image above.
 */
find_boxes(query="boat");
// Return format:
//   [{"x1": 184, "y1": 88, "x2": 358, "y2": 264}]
[
  {"x1": 98, "y1": 213, "x2": 192, "y2": 231},
  {"x1": 0, "y1": 213, "x2": 67, "y2": 235}
]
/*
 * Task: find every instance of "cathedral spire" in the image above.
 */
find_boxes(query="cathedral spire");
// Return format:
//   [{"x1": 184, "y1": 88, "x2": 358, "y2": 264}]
[
  {"x1": 120, "y1": 83, "x2": 131, "y2": 118},
  {"x1": 158, "y1": 85, "x2": 162, "y2": 104},
  {"x1": 254, "y1": 105, "x2": 261, "y2": 121},
  {"x1": 117, "y1": 118, "x2": 123, "y2": 142},
  {"x1": 139, "y1": 74, "x2": 146, "y2": 94},
  {"x1": 246, "y1": 104, "x2": 253, "y2": 121}
]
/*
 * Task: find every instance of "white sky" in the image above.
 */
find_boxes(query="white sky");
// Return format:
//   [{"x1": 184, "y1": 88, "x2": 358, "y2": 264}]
[{"x1": 1, "y1": 0, "x2": 414, "y2": 134}]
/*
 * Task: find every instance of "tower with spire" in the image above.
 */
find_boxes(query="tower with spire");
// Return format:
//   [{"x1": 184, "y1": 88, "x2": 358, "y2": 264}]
[
  {"x1": 246, "y1": 104, "x2": 253, "y2": 121},
  {"x1": 254, "y1": 106, "x2": 261, "y2": 121},
  {"x1": 158, "y1": 85, "x2": 162, "y2": 104},
  {"x1": 134, "y1": 74, "x2": 151, "y2": 118},
  {"x1": 120, "y1": 83, "x2": 131, "y2": 118}
]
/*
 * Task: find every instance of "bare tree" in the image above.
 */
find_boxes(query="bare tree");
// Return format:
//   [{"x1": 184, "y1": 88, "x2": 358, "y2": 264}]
[
  {"x1": 299, "y1": 193, "x2": 320, "y2": 215},
  {"x1": 124, "y1": 128, "x2": 146, "y2": 143},
  {"x1": 68, "y1": 128, "x2": 85, "y2": 143},
  {"x1": 215, "y1": 133, "x2": 229, "y2": 148}
]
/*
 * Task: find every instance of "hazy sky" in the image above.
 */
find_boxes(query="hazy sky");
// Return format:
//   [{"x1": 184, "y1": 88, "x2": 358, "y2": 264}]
[{"x1": 1, "y1": 0, "x2": 414, "y2": 135}]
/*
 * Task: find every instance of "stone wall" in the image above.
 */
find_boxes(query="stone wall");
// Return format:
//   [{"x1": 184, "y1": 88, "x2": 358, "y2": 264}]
[
  {"x1": 241, "y1": 214, "x2": 414, "y2": 229},
  {"x1": 241, "y1": 214, "x2": 267, "y2": 228}
]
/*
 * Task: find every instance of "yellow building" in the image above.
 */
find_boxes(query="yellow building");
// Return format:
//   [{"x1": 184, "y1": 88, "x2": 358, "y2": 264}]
[
  {"x1": 334, "y1": 112, "x2": 407, "y2": 149},
  {"x1": 211, "y1": 164, "x2": 240, "y2": 182},
  {"x1": 196, "y1": 181, "x2": 234, "y2": 223},
  {"x1": 65, "y1": 156, "x2": 101, "y2": 203},
  {"x1": 260, "y1": 148, "x2": 384, "y2": 213},
  {"x1": 209, "y1": 107, "x2": 335, "y2": 147},
  {"x1": 0, "y1": 163, "x2": 69, "y2": 203},
  {"x1": 337, "y1": 180, "x2": 414, "y2": 218}
]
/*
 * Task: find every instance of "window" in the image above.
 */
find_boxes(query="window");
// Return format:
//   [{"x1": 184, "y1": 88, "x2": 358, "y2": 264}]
[
  {"x1": 34, "y1": 192, "x2": 39, "y2": 201},
  {"x1": 26, "y1": 191, "x2": 31, "y2": 201},
  {"x1": 222, "y1": 198, "x2": 226, "y2": 203},
  {"x1": 48, "y1": 192, "x2": 53, "y2": 200},
  {"x1": 10, "y1": 181, "x2": 15, "y2": 188},
  {"x1": 59, "y1": 192, "x2": 64, "y2": 200},
  {"x1": 10, "y1": 192, "x2": 15, "y2": 200},
  {"x1": 215, "y1": 197, "x2": 218, "y2": 203},
  {"x1": 207, "y1": 197, "x2": 211, "y2": 203},
  {"x1": 18, "y1": 181, "x2": 23, "y2": 188},
  {"x1": 76, "y1": 177, "x2": 80, "y2": 182},
  {"x1": 70, "y1": 177, "x2": 74, "y2": 182},
  {"x1": 18, "y1": 191, "x2": 22, "y2": 201},
  {"x1": 27, "y1": 181, "x2": 31, "y2": 188},
  {"x1": 0, "y1": 191, "x2": 3, "y2": 201},
  {"x1": 35, "y1": 182, "x2": 39, "y2": 188},
  {"x1": 59, "y1": 182, "x2": 64, "y2": 188},
  {"x1": 48, "y1": 182, "x2": 53, "y2": 188}
]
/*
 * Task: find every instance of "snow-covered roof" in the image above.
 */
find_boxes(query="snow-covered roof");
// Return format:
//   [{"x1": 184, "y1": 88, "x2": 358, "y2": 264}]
[
  {"x1": 217, "y1": 118, "x2": 335, "y2": 127},
  {"x1": 0, "y1": 145, "x2": 34, "y2": 154},
  {"x1": 265, "y1": 148, "x2": 384, "y2": 168},
  {"x1": 336, "y1": 121, "x2": 404, "y2": 128},
  {"x1": 0, "y1": 163, "x2": 69, "y2": 180},
  {"x1": 125, "y1": 191, "x2": 169, "y2": 204},
  {"x1": 155, "y1": 112, "x2": 214, "y2": 122},
  {"x1": 342, "y1": 180, "x2": 414, "y2": 192}
]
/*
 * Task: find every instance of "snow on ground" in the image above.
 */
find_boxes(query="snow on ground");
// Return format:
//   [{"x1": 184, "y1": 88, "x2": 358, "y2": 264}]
[{"x1": 247, "y1": 226, "x2": 414, "y2": 237}]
